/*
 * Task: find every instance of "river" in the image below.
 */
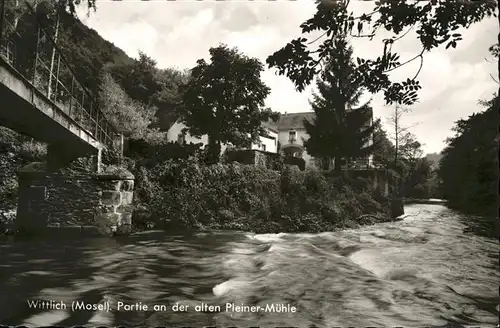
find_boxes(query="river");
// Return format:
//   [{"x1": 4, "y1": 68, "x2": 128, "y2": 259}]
[{"x1": 0, "y1": 204, "x2": 498, "y2": 327}]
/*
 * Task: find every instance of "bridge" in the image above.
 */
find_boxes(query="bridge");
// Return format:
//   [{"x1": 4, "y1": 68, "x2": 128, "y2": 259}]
[
  {"x1": 0, "y1": 0, "x2": 134, "y2": 235},
  {"x1": 0, "y1": 0, "x2": 122, "y2": 171}
]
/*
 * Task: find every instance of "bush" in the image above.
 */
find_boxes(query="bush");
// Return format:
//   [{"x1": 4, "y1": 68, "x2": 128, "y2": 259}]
[
  {"x1": 284, "y1": 155, "x2": 306, "y2": 171},
  {"x1": 133, "y1": 159, "x2": 392, "y2": 233},
  {"x1": 224, "y1": 149, "x2": 284, "y2": 171},
  {"x1": 127, "y1": 139, "x2": 203, "y2": 164},
  {"x1": 0, "y1": 127, "x2": 47, "y2": 212}
]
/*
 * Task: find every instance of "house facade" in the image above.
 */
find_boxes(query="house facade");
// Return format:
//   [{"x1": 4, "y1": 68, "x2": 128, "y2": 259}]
[
  {"x1": 166, "y1": 111, "x2": 373, "y2": 168},
  {"x1": 166, "y1": 121, "x2": 278, "y2": 154},
  {"x1": 273, "y1": 112, "x2": 316, "y2": 167},
  {"x1": 271, "y1": 111, "x2": 374, "y2": 169},
  {"x1": 251, "y1": 124, "x2": 279, "y2": 153}
]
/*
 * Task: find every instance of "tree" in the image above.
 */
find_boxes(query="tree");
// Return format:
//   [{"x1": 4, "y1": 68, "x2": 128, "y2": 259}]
[
  {"x1": 399, "y1": 136, "x2": 423, "y2": 164},
  {"x1": 303, "y1": 38, "x2": 379, "y2": 171},
  {"x1": 402, "y1": 156, "x2": 433, "y2": 198},
  {"x1": 180, "y1": 45, "x2": 278, "y2": 163},
  {"x1": 98, "y1": 72, "x2": 163, "y2": 144},
  {"x1": 372, "y1": 125, "x2": 395, "y2": 167},
  {"x1": 385, "y1": 104, "x2": 418, "y2": 165},
  {"x1": 267, "y1": 0, "x2": 498, "y2": 105},
  {"x1": 43, "y1": 0, "x2": 96, "y2": 16},
  {"x1": 106, "y1": 52, "x2": 162, "y2": 105},
  {"x1": 438, "y1": 93, "x2": 498, "y2": 214},
  {"x1": 153, "y1": 67, "x2": 190, "y2": 130},
  {"x1": 424, "y1": 152, "x2": 442, "y2": 171},
  {"x1": 423, "y1": 152, "x2": 443, "y2": 198},
  {"x1": 106, "y1": 53, "x2": 189, "y2": 132},
  {"x1": 389, "y1": 132, "x2": 426, "y2": 196},
  {"x1": 373, "y1": 117, "x2": 431, "y2": 197}
]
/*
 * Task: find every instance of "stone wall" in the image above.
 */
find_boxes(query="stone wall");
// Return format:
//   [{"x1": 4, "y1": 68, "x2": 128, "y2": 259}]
[{"x1": 15, "y1": 162, "x2": 134, "y2": 236}]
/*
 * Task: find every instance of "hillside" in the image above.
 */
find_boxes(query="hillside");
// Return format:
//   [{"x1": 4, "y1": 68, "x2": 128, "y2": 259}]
[
  {"x1": 57, "y1": 10, "x2": 135, "y2": 95},
  {"x1": 16, "y1": 5, "x2": 186, "y2": 133}
]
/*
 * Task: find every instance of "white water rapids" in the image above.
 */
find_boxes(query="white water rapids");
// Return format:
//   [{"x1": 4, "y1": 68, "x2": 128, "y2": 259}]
[{"x1": 0, "y1": 204, "x2": 498, "y2": 327}]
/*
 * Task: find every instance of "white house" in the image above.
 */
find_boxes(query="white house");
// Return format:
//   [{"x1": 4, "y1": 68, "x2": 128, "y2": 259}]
[
  {"x1": 273, "y1": 112, "x2": 316, "y2": 167},
  {"x1": 270, "y1": 111, "x2": 374, "y2": 169},
  {"x1": 166, "y1": 110, "x2": 373, "y2": 168},
  {"x1": 165, "y1": 121, "x2": 278, "y2": 154},
  {"x1": 253, "y1": 122, "x2": 279, "y2": 153}
]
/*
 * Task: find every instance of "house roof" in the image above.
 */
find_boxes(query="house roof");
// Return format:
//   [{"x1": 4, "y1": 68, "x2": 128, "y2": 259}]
[
  {"x1": 274, "y1": 112, "x2": 316, "y2": 130},
  {"x1": 262, "y1": 120, "x2": 279, "y2": 133}
]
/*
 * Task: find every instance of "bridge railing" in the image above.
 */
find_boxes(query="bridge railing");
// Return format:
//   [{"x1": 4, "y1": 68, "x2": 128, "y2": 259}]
[{"x1": 0, "y1": 0, "x2": 122, "y2": 152}]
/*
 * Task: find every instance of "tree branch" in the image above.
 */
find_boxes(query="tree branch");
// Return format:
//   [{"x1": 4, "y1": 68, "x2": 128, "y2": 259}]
[
  {"x1": 399, "y1": 122, "x2": 421, "y2": 133},
  {"x1": 385, "y1": 48, "x2": 425, "y2": 74},
  {"x1": 412, "y1": 54, "x2": 424, "y2": 80},
  {"x1": 489, "y1": 73, "x2": 499, "y2": 84},
  {"x1": 308, "y1": 31, "x2": 328, "y2": 45},
  {"x1": 392, "y1": 25, "x2": 415, "y2": 44},
  {"x1": 352, "y1": 9, "x2": 380, "y2": 20},
  {"x1": 350, "y1": 33, "x2": 376, "y2": 38}
]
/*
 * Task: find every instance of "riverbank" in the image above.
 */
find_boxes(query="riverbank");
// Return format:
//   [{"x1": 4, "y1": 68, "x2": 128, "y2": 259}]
[
  {"x1": 131, "y1": 161, "x2": 396, "y2": 234},
  {"x1": 1, "y1": 162, "x2": 400, "y2": 236}
]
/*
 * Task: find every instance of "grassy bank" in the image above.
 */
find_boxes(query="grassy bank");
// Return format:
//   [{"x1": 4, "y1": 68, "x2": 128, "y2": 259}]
[{"x1": 132, "y1": 159, "x2": 393, "y2": 234}]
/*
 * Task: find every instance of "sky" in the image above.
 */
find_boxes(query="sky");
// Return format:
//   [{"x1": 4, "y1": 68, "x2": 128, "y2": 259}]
[{"x1": 76, "y1": 0, "x2": 498, "y2": 155}]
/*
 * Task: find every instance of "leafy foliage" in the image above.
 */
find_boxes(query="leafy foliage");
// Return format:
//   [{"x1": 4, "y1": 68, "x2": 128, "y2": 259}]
[
  {"x1": 105, "y1": 52, "x2": 189, "y2": 127},
  {"x1": 24, "y1": 3, "x2": 134, "y2": 96},
  {"x1": 372, "y1": 124, "x2": 438, "y2": 198},
  {"x1": 0, "y1": 127, "x2": 46, "y2": 211},
  {"x1": 400, "y1": 156, "x2": 434, "y2": 198},
  {"x1": 180, "y1": 45, "x2": 279, "y2": 163},
  {"x1": 372, "y1": 125, "x2": 395, "y2": 167},
  {"x1": 42, "y1": 0, "x2": 96, "y2": 16},
  {"x1": 98, "y1": 72, "x2": 162, "y2": 142},
  {"x1": 267, "y1": 0, "x2": 497, "y2": 104},
  {"x1": 438, "y1": 93, "x2": 498, "y2": 215},
  {"x1": 303, "y1": 40, "x2": 379, "y2": 170},
  {"x1": 136, "y1": 161, "x2": 391, "y2": 233}
]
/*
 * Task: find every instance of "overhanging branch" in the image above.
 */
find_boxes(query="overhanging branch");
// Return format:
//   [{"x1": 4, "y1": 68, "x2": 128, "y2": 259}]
[{"x1": 385, "y1": 48, "x2": 425, "y2": 74}]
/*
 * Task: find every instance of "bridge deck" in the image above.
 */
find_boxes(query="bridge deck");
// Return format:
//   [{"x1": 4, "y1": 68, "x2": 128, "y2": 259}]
[
  {"x1": 0, "y1": 56, "x2": 100, "y2": 156},
  {"x1": 0, "y1": 0, "x2": 121, "y2": 157}
]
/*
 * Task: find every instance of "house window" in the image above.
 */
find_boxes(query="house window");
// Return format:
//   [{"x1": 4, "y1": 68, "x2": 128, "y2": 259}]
[
  {"x1": 262, "y1": 144, "x2": 266, "y2": 152},
  {"x1": 289, "y1": 130, "x2": 296, "y2": 143},
  {"x1": 177, "y1": 133, "x2": 185, "y2": 145}
]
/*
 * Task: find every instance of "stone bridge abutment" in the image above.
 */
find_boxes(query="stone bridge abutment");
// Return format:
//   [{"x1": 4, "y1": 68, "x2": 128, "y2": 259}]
[{"x1": 15, "y1": 158, "x2": 135, "y2": 237}]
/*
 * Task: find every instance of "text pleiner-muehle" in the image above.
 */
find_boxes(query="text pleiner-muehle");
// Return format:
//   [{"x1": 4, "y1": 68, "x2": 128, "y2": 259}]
[{"x1": 27, "y1": 300, "x2": 297, "y2": 313}]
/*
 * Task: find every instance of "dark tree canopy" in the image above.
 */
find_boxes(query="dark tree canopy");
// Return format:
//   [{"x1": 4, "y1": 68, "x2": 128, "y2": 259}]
[
  {"x1": 267, "y1": 0, "x2": 498, "y2": 105},
  {"x1": 303, "y1": 39, "x2": 379, "y2": 170},
  {"x1": 438, "y1": 93, "x2": 499, "y2": 215},
  {"x1": 372, "y1": 126, "x2": 395, "y2": 167},
  {"x1": 52, "y1": 0, "x2": 96, "y2": 15},
  {"x1": 180, "y1": 45, "x2": 278, "y2": 162},
  {"x1": 104, "y1": 52, "x2": 189, "y2": 132}
]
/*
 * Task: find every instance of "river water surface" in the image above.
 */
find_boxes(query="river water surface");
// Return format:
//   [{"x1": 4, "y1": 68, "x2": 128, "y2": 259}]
[{"x1": 0, "y1": 204, "x2": 498, "y2": 327}]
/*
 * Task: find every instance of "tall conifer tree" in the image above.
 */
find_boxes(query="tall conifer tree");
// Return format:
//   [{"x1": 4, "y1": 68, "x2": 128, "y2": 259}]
[{"x1": 304, "y1": 38, "x2": 378, "y2": 171}]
